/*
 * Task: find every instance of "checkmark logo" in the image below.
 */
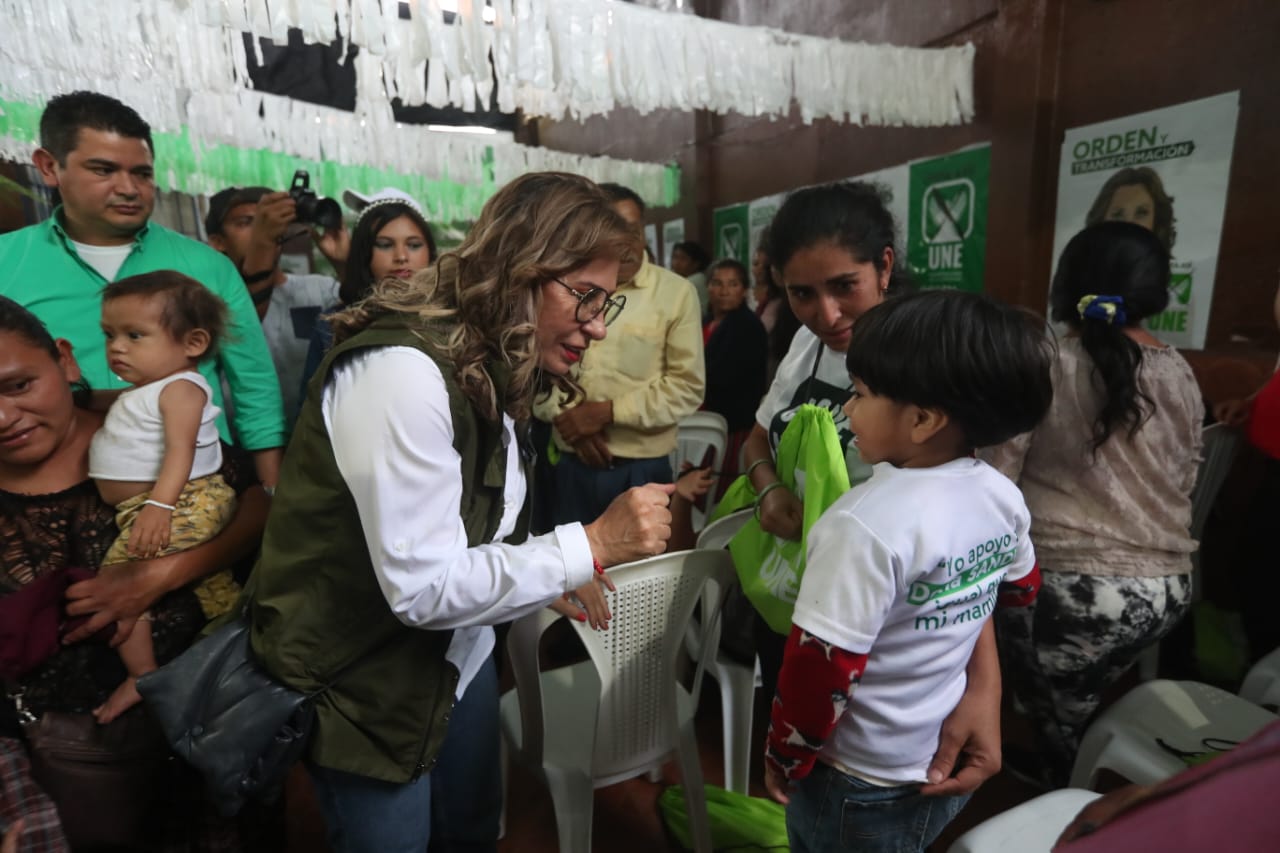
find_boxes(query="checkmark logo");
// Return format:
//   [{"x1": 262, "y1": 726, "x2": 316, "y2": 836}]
[
  {"x1": 923, "y1": 179, "x2": 975, "y2": 244},
  {"x1": 720, "y1": 223, "x2": 743, "y2": 259}
]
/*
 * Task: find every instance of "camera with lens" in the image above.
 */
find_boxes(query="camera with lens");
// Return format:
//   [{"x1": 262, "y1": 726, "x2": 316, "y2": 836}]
[{"x1": 288, "y1": 170, "x2": 343, "y2": 230}]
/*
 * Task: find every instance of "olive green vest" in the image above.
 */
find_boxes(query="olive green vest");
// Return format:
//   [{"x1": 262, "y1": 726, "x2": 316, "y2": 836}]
[{"x1": 248, "y1": 315, "x2": 528, "y2": 783}]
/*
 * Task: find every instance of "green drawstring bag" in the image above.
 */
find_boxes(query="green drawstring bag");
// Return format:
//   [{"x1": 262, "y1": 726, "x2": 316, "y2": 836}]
[
  {"x1": 715, "y1": 405, "x2": 851, "y2": 635},
  {"x1": 658, "y1": 784, "x2": 789, "y2": 851},
  {"x1": 708, "y1": 469, "x2": 759, "y2": 523}
]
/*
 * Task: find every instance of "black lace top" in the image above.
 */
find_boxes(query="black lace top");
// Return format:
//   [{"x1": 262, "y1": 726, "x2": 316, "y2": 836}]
[{"x1": 2, "y1": 445, "x2": 255, "y2": 717}]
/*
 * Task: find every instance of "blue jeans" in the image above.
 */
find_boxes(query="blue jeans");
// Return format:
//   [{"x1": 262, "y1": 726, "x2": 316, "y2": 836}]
[
  {"x1": 786, "y1": 762, "x2": 969, "y2": 853},
  {"x1": 552, "y1": 451, "x2": 673, "y2": 525},
  {"x1": 309, "y1": 656, "x2": 502, "y2": 853}
]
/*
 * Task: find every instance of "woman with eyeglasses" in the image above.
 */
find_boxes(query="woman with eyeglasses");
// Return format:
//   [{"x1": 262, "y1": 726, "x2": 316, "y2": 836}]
[
  {"x1": 244, "y1": 173, "x2": 673, "y2": 852},
  {"x1": 536, "y1": 182, "x2": 706, "y2": 529}
]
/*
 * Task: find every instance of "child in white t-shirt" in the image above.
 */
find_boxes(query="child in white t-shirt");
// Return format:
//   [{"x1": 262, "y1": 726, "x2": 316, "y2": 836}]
[
  {"x1": 88, "y1": 271, "x2": 239, "y2": 723},
  {"x1": 763, "y1": 290, "x2": 1054, "y2": 852}
]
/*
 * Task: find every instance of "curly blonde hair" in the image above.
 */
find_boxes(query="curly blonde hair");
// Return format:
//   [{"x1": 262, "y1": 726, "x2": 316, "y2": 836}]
[{"x1": 330, "y1": 172, "x2": 642, "y2": 421}]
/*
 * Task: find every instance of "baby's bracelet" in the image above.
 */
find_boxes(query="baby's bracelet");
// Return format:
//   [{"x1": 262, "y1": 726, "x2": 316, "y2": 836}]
[
  {"x1": 143, "y1": 499, "x2": 176, "y2": 512},
  {"x1": 744, "y1": 457, "x2": 772, "y2": 479},
  {"x1": 754, "y1": 481, "x2": 788, "y2": 519}
]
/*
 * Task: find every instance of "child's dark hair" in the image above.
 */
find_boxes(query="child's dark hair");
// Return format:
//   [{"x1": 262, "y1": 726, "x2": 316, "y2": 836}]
[
  {"x1": 1050, "y1": 221, "x2": 1169, "y2": 450},
  {"x1": 0, "y1": 295, "x2": 92, "y2": 406},
  {"x1": 846, "y1": 290, "x2": 1054, "y2": 449},
  {"x1": 767, "y1": 180, "x2": 908, "y2": 295},
  {"x1": 102, "y1": 271, "x2": 229, "y2": 355}
]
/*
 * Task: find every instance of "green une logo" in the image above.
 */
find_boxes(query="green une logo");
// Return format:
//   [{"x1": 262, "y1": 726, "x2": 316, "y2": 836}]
[
  {"x1": 719, "y1": 223, "x2": 744, "y2": 261},
  {"x1": 1169, "y1": 272, "x2": 1193, "y2": 306},
  {"x1": 922, "y1": 179, "x2": 975, "y2": 244}
]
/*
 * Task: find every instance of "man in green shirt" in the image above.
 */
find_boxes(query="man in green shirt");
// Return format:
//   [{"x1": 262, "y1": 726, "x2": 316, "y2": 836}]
[{"x1": 0, "y1": 91, "x2": 284, "y2": 485}]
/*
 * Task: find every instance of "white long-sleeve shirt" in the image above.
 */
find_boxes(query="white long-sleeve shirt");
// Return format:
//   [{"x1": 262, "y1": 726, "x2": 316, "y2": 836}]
[{"x1": 321, "y1": 346, "x2": 594, "y2": 696}]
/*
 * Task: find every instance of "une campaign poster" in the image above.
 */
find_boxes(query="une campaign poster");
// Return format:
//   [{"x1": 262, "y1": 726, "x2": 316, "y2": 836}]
[
  {"x1": 907, "y1": 145, "x2": 991, "y2": 293},
  {"x1": 709, "y1": 149, "x2": 988, "y2": 292},
  {"x1": 1051, "y1": 92, "x2": 1240, "y2": 349}
]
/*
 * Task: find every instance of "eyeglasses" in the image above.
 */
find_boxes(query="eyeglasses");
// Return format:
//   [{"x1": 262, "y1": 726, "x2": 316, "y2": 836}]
[{"x1": 553, "y1": 278, "x2": 626, "y2": 326}]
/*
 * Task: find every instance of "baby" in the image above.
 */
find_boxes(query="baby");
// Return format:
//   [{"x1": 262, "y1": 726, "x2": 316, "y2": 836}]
[{"x1": 89, "y1": 270, "x2": 240, "y2": 723}]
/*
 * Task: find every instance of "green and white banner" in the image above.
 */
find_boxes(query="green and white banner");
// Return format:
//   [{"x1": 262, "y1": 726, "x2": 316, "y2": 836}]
[
  {"x1": 1051, "y1": 92, "x2": 1240, "y2": 349},
  {"x1": 907, "y1": 145, "x2": 991, "y2": 292},
  {"x1": 708, "y1": 193, "x2": 790, "y2": 266},
  {"x1": 748, "y1": 194, "x2": 785, "y2": 261}
]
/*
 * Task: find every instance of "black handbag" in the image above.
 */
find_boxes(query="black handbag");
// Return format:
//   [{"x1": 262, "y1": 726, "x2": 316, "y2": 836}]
[{"x1": 136, "y1": 614, "x2": 314, "y2": 817}]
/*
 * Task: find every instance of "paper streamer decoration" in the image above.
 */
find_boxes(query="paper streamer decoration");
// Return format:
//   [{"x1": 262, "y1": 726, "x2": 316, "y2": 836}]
[
  {"x1": 2, "y1": 0, "x2": 974, "y2": 126},
  {"x1": 0, "y1": 0, "x2": 975, "y2": 217},
  {"x1": 0, "y1": 0, "x2": 678, "y2": 216}
]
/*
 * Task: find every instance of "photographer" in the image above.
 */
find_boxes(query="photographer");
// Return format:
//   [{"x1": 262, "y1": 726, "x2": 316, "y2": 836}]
[{"x1": 206, "y1": 180, "x2": 349, "y2": 421}]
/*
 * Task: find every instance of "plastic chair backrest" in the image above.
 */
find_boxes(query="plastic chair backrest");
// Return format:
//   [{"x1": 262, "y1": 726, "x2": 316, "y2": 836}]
[
  {"x1": 1190, "y1": 423, "x2": 1239, "y2": 541},
  {"x1": 690, "y1": 511, "x2": 752, "y2": 660},
  {"x1": 505, "y1": 550, "x2": 734, "y2": 783},
  {"x1": 671, "y1": 412, "x2": 730, "y2": 525},
  {"x1": 576, "y1": 550, "x2": 733, "y2": 779},
  {"x1": 695, "y1": 509, "x2": 753, "y2": 552}
]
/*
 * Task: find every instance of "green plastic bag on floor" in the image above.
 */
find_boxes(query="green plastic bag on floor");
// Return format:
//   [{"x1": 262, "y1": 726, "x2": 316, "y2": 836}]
[
  {"x1": 658, "y1": 784, "x2": 789, "y2": 851},
  {"x1": 718, "y1": 405, "x2": 851, "y2": 635}
]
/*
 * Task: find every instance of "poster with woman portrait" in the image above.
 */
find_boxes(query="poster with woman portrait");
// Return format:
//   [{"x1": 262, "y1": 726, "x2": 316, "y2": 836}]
[{"x1": 1051, "y1": 92, "x2": 1240, "y2": 349}]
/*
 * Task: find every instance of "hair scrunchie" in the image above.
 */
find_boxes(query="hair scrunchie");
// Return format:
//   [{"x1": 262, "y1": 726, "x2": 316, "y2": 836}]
[{"x1": 1076, "y1": 294, "x2": 1128, "y2": 326}]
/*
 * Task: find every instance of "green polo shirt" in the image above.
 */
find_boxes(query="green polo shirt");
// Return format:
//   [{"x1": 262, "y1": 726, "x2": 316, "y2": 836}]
[{"x1": 0, "y1": 210, "x2": 285, "y2": 450}]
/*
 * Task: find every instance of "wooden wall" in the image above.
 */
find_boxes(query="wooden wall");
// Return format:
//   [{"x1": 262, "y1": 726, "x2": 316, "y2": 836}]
[{"x1": 533, "y1": 0, "x2": 1280, "y2": 393}]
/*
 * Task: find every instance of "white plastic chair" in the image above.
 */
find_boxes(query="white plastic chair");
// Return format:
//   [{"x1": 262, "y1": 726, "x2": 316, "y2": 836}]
[
  {"x1": 1241, "y1": 647, "x2": 1280, "y2": 710},
  {"x1": 687, "y1": 509, "x2": 758, "y2": 794},
  {"x1": 1137, "y1": 423, "x2": 1240, "y2": 679},
  {"x1": 500, "y1": 550, "x2": 734, "y2": 853},
  {"x1": 694, "y1": 508, "x2": 753, "y2": 552},
  {"x1": 670, "y1": 412, "x2": 730, "y2": 529},
  {"x1": 947, "y1": 788, "x2": 1101, "y2": 853},
  {"x1": 1069, "y1": 679, "x2": 1277, "y2": 789}
]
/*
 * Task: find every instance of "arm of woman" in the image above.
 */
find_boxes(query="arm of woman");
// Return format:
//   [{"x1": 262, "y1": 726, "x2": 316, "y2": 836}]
[
  {"x1": 920, "y1": 618, "x2": 1003, "y2": 796},
  {"x1": 743, "y1": 424, "x2": 803, "y2": 540},
  {"x1": 63, "y1": 485, "x2": 269, "y2": 645},
  {"x1": 326, "y1": 348, "x2": 671, "y2": 631}
]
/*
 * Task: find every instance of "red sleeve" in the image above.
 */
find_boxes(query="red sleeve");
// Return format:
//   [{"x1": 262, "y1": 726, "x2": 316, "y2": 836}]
[
  {"x1": 764, "y1": 625, "x2": 869, "y2": 782},
  {"x1": 998, "y1": 562, "x2": 1040, "y2": 608}
]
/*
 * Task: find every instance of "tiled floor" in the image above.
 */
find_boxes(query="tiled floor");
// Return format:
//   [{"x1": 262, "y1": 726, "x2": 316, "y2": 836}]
[{"x1": 286, "y1": 682, "x2": 1046, "y2": 852}]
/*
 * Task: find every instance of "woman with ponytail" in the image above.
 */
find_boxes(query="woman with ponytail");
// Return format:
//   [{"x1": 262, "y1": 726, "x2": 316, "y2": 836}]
[{"x1": 987, "y1": 221, "x2": 1204, "y2": 788}]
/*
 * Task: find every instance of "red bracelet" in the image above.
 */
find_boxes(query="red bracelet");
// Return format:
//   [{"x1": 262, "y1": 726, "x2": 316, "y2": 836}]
[{"x1": 593, "y1": 558, "x2": 605, "y2": 575}]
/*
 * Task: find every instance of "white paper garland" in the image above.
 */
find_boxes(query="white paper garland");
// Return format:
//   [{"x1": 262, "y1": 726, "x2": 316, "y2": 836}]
[
  {"x1": 2, "y1": 0, "x2": 975, "y2": 218},
  {"x1": 135, "y1": 0, "x2": 974, "y2": 125},
  {"x1": 0, "y1": 0, "x2": 674, "y2": 211}
]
